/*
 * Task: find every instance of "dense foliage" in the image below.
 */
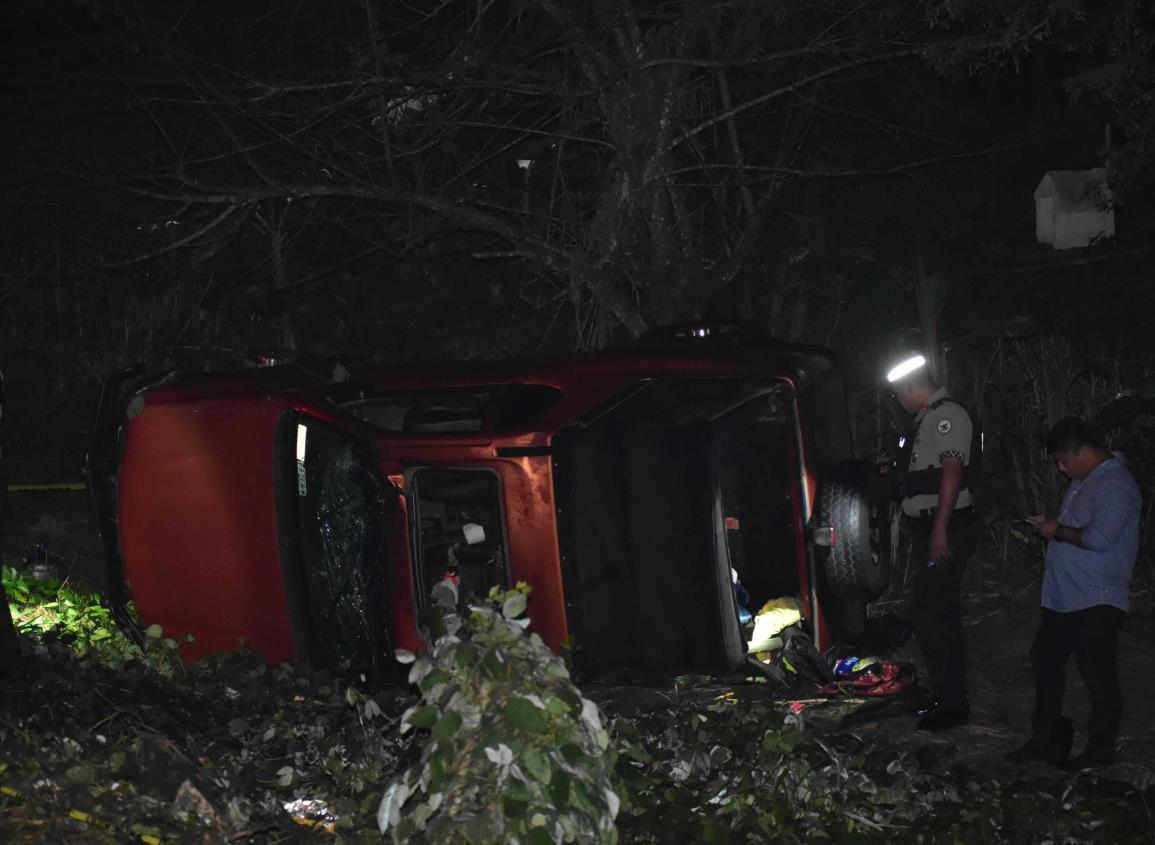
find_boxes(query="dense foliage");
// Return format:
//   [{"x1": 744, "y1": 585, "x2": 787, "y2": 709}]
[
  {"x1": 379, "y1": 582, "x2": 619, "y2": 844},
  {"x1": 2, "y1": 565, "x2": 168, "y2": 670},
  {"x1": 3, "y1": 569, "x2": 1154, "y2": 843},
  {"x1": 612, "y1": 696, "x2": 1153, "y2": 843},
  {"x1": 1, "y1": 574, "x2": 418, "y2": 842}
]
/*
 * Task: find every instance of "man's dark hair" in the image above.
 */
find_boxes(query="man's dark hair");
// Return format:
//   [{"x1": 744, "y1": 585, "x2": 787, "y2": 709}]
[{"x1": 1046, "y1": 416, "x2": 1105, "y2": 455}]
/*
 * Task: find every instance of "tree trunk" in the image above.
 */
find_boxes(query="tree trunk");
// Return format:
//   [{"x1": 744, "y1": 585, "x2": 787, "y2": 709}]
[
  {"x1": 0, "y1": 578, "x2": 20, "y2": 677},
  {"x1": 0, "y1": 366, "x2": 17, "y2": 676},
  {"x1": 914, "y1": 250, "x2": 945, "y2": 386}
]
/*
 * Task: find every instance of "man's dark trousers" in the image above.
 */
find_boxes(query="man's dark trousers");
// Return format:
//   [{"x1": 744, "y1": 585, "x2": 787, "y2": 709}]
[
  {"x1": 1031, "y1": 605, "x2": 1127, "y2": 758},
  {"x1": 907, "y1": 509, "x2": 979, "y2": 709}
]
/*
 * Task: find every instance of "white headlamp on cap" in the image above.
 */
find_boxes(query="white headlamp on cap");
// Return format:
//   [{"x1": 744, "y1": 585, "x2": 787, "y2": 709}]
[{"x1": 885, "y1": 354, "x2": 927, "y2": 384}]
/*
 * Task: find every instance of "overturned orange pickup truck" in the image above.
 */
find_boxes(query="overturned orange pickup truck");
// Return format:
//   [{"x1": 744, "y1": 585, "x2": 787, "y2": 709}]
[{"x1": 87, "y1": 326, "x2": 894, "y2": 679}]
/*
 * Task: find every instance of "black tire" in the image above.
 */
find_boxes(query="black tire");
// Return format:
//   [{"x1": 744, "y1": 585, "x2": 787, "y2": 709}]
[
  {"x1": 815, "y1": 462, "x2": 892, "y2": 599},
  {"x1": 833, "y1": 594, "x2": 868, "y2": 644},
  {"x1": 872, "y1": 498, "x2": 900, "y2": 595}
]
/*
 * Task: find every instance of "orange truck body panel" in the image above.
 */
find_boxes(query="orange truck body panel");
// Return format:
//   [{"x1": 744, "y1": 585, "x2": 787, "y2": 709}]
[{"x1": 114, "y1": 347, "x2": 849, "y2": 670}]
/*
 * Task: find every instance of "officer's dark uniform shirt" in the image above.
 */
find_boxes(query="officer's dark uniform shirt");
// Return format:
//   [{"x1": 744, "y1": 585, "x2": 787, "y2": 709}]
[{"x1": 901, "y1": 387, "x2": 974, "y2": 518}]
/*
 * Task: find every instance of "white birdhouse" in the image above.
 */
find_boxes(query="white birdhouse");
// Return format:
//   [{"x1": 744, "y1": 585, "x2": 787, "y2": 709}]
[{"x1": 1034, "y1": 168, "x2": 1115, "y2": 249}]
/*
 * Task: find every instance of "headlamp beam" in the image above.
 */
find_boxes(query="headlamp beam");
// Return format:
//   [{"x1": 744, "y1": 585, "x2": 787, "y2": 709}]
[{"x1": 886, "y1": 354, "x2": 927, "y2": 384}]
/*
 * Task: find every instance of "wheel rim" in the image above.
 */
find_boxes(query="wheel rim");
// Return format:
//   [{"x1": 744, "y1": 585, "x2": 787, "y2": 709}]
[{"x1": 869, "y1": 501, "x2": 899, "y2": 579}]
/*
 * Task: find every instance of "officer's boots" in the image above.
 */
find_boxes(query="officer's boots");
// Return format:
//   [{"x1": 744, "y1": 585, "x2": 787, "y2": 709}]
[{"x1": 1004, "y1": 716, "x2": 1074, "y2": 765}]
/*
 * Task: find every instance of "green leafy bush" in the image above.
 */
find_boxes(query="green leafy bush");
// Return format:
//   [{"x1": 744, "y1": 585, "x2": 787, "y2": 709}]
[
  {"x1": 2, "y1": 564, "x2": 181, "y2": 673},
  {"x1": 378, "y1": 582, "x2": 620, "y2": 844},
  {"x1": 613, "y1": 700, "x2": 972, "y2": 843},
  {"x1": 3, "y1": 565, "x2": 1151, "y2": 843},
  {"x1": 611, "y1": 696, "x2": 1151, "y2": 843}
]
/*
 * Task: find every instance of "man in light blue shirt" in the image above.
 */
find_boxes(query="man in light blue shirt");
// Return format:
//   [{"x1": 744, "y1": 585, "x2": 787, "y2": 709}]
[{"x1": 1007, "y1": 417, "x2": 1141, "y2": 767}]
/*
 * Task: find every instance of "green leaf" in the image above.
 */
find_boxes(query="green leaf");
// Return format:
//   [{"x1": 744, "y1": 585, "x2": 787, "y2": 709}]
[
  {"x1": 407, "y1": 706, "x2": 439, "y2": 729},
  {"x1": 502, "y1": 591, "x2": 527, "y2": 619},
  {"x1": 65, "y1": 765, "x2": 95, "y2": 786},
  {"x1": 481, "y1": 648, "x2": 506, "y2": 680},
  {"x1": 432, "y1": 710, "x2": 463, "y2": 742},
  {"x1": 545, "y1": 697, "x2": 571, "y2": 716},
  {"x1": 522, "y1": 747, "x2": 552, "y2": 783},
  {"x1": 505, "y1": 698, "x2": 549, "y2": 734},
  {"x1": 548, "y1": 769, "x2": 571, "y2": 808},
  {"x1": 463, "y1": 814, "x2": 495, "y2": 844},
  {"x1": 454, "y1": 642, "x2": 479, "y2": 668},
  {"x1": 276, "y1": 765, "x2": 294, "y2": 787},
  {"x1": 526, "y1": 827, "x2": 553, "y2": 845},
  {"x1": 502, "y1": 794, "x2": 529, "y2": 819},
  {"x1": 704, "y1": 821, "x2": 733, "y2": 844},
  {"x1": 144, "y1": 624, "x2": 164, "y2": 640},
  {"x1": 762, "y1": 728, "x2": 803, "y2": 753},
  {"x1": 419, "y1": 669, "x2": 450, "y2": 693}
]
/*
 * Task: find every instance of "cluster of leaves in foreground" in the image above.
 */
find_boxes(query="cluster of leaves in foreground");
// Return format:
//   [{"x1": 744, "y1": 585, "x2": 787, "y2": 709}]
[
  {"x1": 611, "y1": 697, "x2": 1154, "y2": 844},
  {"x1": 0, "y1": 567, "x2": 420, "y2": 842},
  {"x1": 379, "y1": 582, "x2": 619, "y2": 844},
  {"x1": 2, "y1": 564, "x2": 184, "y2": 674},
  {"x1": 0, "y1": 645, "x2": 420, "y2": 842},
  {"x1": 3, "y1": 567, "x2": 1153, "y2": 844},
  {"x1": 371, "y1": 582, "x2": 1154, "y2": 845}
]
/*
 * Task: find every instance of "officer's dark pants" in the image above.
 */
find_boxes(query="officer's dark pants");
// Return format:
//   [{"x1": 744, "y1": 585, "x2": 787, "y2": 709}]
[
  {"x1": 906, "y1": 509, "x2": 979, "y2": 709},
  {"x1": 1031, "y1": 605, "x2": 1126, "y2": 757}
]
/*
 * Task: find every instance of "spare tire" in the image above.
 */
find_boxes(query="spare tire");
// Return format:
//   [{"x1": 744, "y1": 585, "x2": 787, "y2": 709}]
[
  {"x1": 830, "y1": 593, "x2": 868, "y2": 644},
  {"x1": 814, "y1": 462, "x2": 894, "y2": 599}
]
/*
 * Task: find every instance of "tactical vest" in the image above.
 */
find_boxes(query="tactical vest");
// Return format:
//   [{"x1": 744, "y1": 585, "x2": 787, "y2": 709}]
[{"x1": 899, "y1": 397, "x2": 982, "y2": 499}]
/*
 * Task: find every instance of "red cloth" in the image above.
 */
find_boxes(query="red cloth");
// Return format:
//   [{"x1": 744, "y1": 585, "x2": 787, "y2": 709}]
[{"x1": 816, "y1": 660, "x2": 916, "y2": 698}]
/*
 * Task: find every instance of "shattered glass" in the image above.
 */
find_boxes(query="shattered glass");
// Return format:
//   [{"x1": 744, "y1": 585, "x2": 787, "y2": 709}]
[{"x1": 294, "y1": 421, "x2": 389, "y2": 674}]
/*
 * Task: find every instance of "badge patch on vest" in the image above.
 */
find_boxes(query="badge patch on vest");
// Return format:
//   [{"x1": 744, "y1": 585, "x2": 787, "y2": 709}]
[{"x1": 936, "y1": 419, "x2": 952, "y2": 435}]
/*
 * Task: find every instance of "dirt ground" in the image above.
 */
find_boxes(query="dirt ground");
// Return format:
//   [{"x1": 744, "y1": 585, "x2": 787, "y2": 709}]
[
  {"x1": 844, "y1": 587, "x2": 1155, "y2": 789},
  {"x1": 587, "y1": 587, "x2": 1155, "y2": 801},
  {"x1": 6, "y1": 490, "x2": 1154, "y2": 790}
]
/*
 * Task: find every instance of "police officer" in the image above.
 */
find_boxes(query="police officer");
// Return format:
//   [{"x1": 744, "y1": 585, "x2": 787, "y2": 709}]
[{"x1": 887, "y1": 353, "x2": 980, "y2": 731}]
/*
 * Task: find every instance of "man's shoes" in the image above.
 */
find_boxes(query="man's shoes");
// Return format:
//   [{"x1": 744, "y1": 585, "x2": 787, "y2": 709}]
[
  {"x1": 1005, "y1": 717, "x2": 1073, "y2": 765},
  {"x1": 1005, "y1": 737, "x2": 1049, "y2": 764},
  {"x1": 916, "y1": 702, "x2": 970, "y2": 732},
  {"x1": 1060, "y1": 746, "x2": 1115, "y2": 770},
  {"x1": 913, "y1": 698, "x2": 938, "y2": 718}
]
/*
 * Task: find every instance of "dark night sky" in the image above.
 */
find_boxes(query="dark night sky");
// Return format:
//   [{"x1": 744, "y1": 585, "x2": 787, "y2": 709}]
[{"x1": 0, "y1": 0, "x2": 1152, "y2": 477}]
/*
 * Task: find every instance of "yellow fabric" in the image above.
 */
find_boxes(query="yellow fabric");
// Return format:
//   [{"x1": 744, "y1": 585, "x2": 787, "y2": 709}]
[{"x1": 747, "y1": 596, "x2": 803, "y2": 654}]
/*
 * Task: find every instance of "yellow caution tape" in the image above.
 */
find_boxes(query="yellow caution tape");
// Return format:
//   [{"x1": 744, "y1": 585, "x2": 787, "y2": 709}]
[
  {"x1": 69, "y1": 808, "x2": 116, "y2": 830},
  {"x1": 6, "y1": 482, "x2": 88, "y2": 492},
  {"x1": 0, "y1": 782, "x2": 166, "y2": 845}
]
